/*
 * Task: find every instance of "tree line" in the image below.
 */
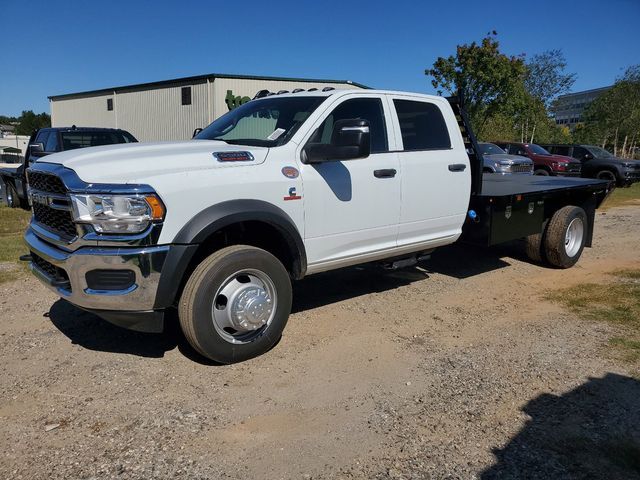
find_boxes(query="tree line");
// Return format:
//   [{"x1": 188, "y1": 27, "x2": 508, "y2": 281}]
[
  {"x1": 0, "y1": 111, "x2": 51, "y2": 136},
  {"x1": 426, "y1": 32, "x2": 639, "y2": 158}
]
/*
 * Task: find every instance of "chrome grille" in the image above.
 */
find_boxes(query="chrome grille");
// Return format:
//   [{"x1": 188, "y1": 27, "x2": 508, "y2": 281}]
[
  {"x1": 28, "y1": 171, "x2": 77, "y2": 240},
  {"x1": 32, "y1": 203, "x2": 77, "y2": 238},
  {"x1": 28, "y1": 172, "x2": 67, "y2": 195},
  {"x1": 512, "y1": 164, "x2": 533, "y2": 173}
]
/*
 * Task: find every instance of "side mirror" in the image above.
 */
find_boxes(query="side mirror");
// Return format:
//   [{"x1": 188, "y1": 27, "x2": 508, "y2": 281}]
[
  {"x1": 27, "y1": 143, "x2": 44, "y2": 157},
  {"x1": 192, "y1": 128, "x2": 203, "y2": 138},
  {"x1": 303, "y1": 119, "x2": 371, "y2": 164},
  {"x1": 583, "y1": 153, "x2": 593, "y2": 160}
]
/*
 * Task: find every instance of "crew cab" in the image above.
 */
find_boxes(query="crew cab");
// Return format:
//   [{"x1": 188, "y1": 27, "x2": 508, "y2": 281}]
[
  {"x1": 539, "y1": 144, "x2": 640, "y2": 187},
  {"x1": 495, "y1": 142, "x2": 582, "y2": 177},
  {"x1": 22, "y1": 89, "x2": 611, "y2": 363},
  {"x1": 0, "y1": 126, "x2": 137, "y2": 208}
]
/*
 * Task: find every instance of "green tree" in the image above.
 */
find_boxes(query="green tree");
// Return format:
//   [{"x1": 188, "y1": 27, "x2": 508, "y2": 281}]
[
  {"x1": 425, "y1": 32, "x2": 527, "y2": 138},
  {"x1": 519, "y1": 50, "x2": 576, "y2": 143},
  {"x1": 581, "y1": 65, "x2": 640, "y2": 157},
  {"x1": 525, "y1": 50, "x2": 576, "y2": 109},
  {"x1": 15, "y1": 110, "x2": 51, "y2": 136}
]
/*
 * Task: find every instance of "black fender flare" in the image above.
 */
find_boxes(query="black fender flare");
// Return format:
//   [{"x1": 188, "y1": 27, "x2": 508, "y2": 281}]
[{"x1": 153, "y1": 200, "x2": 307, "y2": 309}]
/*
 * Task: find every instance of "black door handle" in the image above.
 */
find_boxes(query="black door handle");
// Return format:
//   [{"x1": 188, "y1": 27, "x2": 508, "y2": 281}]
[
  {"x1": 374, "y1": 169, "x2": 397, "y2": 178},
  {"x1": 448, "y1": 163, "x2": 467, "y2": 172}
]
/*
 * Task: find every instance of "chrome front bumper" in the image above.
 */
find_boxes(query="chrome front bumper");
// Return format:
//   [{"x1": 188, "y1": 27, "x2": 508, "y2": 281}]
[{"x1": 24, "y1": 227, "x2": 169, "y2": 313}]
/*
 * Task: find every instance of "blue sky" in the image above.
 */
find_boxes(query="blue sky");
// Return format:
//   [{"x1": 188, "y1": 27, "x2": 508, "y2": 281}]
[{"x1": 1, "y1": 0, "x2": 638, "y2": 116}]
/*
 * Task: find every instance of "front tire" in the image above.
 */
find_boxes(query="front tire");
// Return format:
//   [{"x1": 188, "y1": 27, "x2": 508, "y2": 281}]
[
  {"x1": 596, "y1": 170, "x2": 617, "y2": 183},
  {"x1": 534, "y1": 168, "x2": 550, "y2": 176},
  {"x1": 178, "y1": 245, "x2": 292, "y2": 364},
  {"x1": 4, "y1": 182, "x2": 19, "y2": 208},
  {"x1": 543, "y1": 206, "x2": 587, "y2": 268}
]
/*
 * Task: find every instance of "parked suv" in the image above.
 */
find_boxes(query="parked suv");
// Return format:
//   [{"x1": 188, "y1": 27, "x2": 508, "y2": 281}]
[
  {"x1": 478, "y1": 142, "x2": 533, "y2": 174},
  {"x1": 0, "y1": 127, "x2": 137, "y2": 208},
  {"x1": 495, "y1": 142, "x2": 581, "y2": 177},
  {"x1": 539, "y1": 144, "x2": 640, "y2": 187}
]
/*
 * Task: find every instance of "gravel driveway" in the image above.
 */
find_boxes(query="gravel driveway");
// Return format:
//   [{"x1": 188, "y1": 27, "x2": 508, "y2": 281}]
[{"x1": 1, "y1": 206, "x2": 639, "y2": 479}]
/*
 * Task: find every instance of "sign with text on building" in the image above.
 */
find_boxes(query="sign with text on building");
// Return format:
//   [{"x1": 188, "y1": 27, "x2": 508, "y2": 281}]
[{"x1": 225, "y1": 90, "x2": 252, "y2": 111}]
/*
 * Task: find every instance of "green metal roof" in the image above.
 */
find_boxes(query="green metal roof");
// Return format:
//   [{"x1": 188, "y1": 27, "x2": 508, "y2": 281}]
[{"x1": 48, "y1": 73, "x2": 369, "y2": 100}]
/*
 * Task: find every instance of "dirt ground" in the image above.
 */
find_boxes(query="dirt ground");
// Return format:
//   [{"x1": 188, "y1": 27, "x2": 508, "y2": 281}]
[{"x1": 1, "y1": 206, "x2": 639, "y2": 480}]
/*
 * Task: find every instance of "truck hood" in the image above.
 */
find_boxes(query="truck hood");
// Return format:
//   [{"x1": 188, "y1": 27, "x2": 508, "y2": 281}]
[
  {"x1": 546, "y1": 153, "x2": 579, "y2": 164},
  {"x1": 483, "y1": 153, "x2": 532, "y2": 164},
  {"x1": 37, "y1": 140, "x2": 269, "y2": 184}
]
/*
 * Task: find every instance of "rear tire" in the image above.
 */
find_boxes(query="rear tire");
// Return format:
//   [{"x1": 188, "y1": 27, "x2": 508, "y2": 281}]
[
  {"x1": 543, "y1": 206, "x2": 587, "y2": 268},
  {"x1": 525, "y1": 232, "x2": 545, "y2": 263},
  {"x1": 178, "y1": 245, "x2": 292, "y2": 364},
  {"x1": 534, "y1": 169, "x2": 550, "y2": 176}
]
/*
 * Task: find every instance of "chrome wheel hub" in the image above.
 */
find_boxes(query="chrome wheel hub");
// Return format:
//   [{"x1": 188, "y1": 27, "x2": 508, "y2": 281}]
[
  {"x1": 564, "y1": 217, "x2": 584, "y2": 258},
  {"x1": 211, "y1": 269, "x2": 277, "y2": 344}
]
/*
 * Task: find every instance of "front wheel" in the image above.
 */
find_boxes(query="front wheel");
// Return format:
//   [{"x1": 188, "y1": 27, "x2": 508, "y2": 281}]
[
  {"x1": 596, "y1": 170, "x2": 617, "y2": 183},
  {"x1": 178, "y1": 245, "x2": 292, "y2": 364},
  {"x1": 543, "y1": 206, "x2": 587, "y2": 268},
  {"x1": 3, "y1": 182, "x2": 19, "y2": 208},
  {"x1": 534, "y1": 169, "x2": 550, "y2": 176}
]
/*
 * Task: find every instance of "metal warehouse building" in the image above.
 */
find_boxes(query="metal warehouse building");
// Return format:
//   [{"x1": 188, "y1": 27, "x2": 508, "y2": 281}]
[{"x1": 49, "y1": 74, "x2": 367, "y2": 142}]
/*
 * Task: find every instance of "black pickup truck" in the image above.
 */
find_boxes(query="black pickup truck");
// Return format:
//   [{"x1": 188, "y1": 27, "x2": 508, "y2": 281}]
[
  {"x1": 1, "y1": 126, "x2": 137, "y2": 208},
  {"x1": 539, "y1": 144, "x2": 640, "y2": 187}
]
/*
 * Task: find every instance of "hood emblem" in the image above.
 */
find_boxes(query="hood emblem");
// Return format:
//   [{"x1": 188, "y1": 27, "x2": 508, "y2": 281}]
[
  {"x1": 213, "y1": 151, "x2": 254, "y2": 162},
  {"x1": 281, "y1": 166, "x2": 299, "y2": 179}
]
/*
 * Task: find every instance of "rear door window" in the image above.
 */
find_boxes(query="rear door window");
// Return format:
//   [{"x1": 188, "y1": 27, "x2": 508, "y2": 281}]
[
  {"x1": 552, "y1": 146, "x2": 570, "y2": 156},
  {"x1": 393, "y1": 100, "x2": 451, "y2": 151},
  {"x1": 60, "y1": 131, "x2": 135, "y2": 150}
]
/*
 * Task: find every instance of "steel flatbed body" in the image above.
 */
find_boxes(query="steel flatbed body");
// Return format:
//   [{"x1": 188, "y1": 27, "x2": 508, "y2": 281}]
[{"x1": 462, "y1": 174, "x2": 611, "y2": 247}]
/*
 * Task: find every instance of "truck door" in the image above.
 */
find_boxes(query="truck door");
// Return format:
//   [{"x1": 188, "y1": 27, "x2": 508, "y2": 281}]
[
  {"x1": 298, "y1": 94, "x2": 401, "y2": 267},
  {"x1": 389, "y1": 96, "x2": 471, "y2": 248}
]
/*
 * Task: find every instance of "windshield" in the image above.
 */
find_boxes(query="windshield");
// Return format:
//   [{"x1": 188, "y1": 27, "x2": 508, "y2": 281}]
[
  {"x1": 479, "y1": 143, "x2": 506, "y2": 155},
  {"x1": 61, "y1": 131, "x2": 137, "y2": 150},
  {"x1": 586, "y1": 146, "x2": 614, "y2": 158},
  {"x1": 195, "y1": 96, "x2": 326, "y2": 147},
  {"x1": 528, "y1": 144, "x2": 551, "y2": 155}
]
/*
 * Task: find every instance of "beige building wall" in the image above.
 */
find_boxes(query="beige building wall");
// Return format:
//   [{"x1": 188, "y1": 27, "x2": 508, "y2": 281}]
[
  {"x1": 116, "y1": 81, "x2": 209, "y2": 142},
  {"x1": 50, "y1": 76, "x2": 364, "y2": 142},
  {"x1": 51, "y1": 93, "x2": 116, "y2": 128}
]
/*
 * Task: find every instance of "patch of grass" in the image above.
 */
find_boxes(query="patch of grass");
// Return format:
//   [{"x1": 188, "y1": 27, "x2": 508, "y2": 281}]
[
  {"x1": 0, "y1": 206, "x2": 31, "y2": 284},
  {"x1": 547, "y1": 269, "x2": 640, "y2": 365},
  {"x1": 601, "y1": 182, "x2": 640, "y2": 209}
]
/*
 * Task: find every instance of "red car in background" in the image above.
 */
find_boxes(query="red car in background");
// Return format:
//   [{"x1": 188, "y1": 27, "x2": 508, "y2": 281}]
[{"x1": 495, "y1": 142, "x2": 582, "y2": 177}]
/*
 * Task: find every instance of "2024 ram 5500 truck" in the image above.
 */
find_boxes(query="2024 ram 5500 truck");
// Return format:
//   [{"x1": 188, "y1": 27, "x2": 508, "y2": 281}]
[{"x1": 22, "y1": 89, "x2": 611, "y2": 363}]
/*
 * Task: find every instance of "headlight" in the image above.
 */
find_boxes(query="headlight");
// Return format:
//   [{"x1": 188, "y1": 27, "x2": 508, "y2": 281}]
[
  {"x1": 552, "y1": 162, "x2": 569, "y2": 170},
  {"x1": 70, "y1": 194, "x2": 165, "y2": 234},
  {"x1": 498, "y1": 160, "x2": 513, "y2": 166}
]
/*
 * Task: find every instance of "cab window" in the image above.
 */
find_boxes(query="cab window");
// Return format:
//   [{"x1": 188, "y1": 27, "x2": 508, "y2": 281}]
[
  {"x1": 45, "y1": 132, "x2": 60, "y2": 152},
  {"x1": 393, "y1": 99, "x2": 451, "y2": 151},
  {"x1": 309, "y1": 98, "x2": 388, "y2": 153}
]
